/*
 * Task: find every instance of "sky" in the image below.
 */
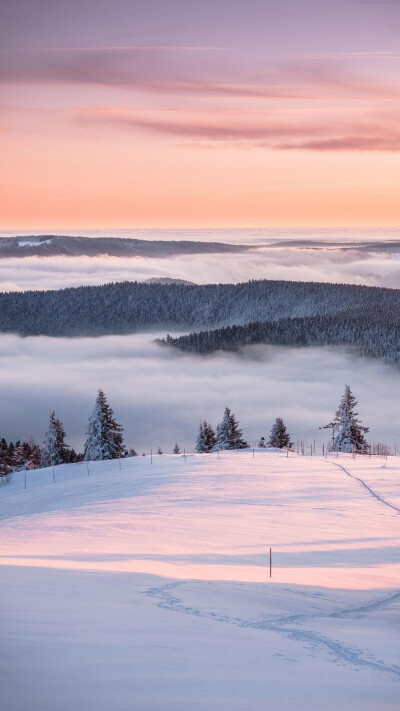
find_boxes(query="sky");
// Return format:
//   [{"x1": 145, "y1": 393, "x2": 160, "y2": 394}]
[{"x1": 1, "y1": 0, "x2": 400, "y2": 229}]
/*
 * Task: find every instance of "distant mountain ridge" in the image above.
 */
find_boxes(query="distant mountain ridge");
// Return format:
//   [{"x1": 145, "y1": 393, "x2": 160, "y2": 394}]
[{"x1": 0, "y1": 235, "x2": 250, "y2": 259}]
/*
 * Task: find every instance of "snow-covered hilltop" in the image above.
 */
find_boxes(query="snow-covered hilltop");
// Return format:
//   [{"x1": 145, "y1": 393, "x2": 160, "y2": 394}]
[{"x1": 1, "y1": 450, "x2": 399, "y2": 710}]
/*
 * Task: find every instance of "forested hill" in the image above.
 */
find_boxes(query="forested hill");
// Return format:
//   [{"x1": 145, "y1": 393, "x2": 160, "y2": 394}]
[
  {"x1": 0, "y1": 279, "x2": 399, "y2": 338},
  {"x1": 158, "y1": 305, "x2": 400, "y2": 365},
  {"x1": 0, "y1": 235, "x2": 249, "y2": 259}
]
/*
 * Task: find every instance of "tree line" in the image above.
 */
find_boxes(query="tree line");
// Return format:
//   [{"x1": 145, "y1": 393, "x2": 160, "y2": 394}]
[{"x1": 0, "y1": 385, "x2": 372, "y2": 482}]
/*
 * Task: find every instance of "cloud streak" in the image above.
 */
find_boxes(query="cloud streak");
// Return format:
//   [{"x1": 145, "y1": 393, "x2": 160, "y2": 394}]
[{"x1": 79, "y1": 107, "x2": 400, "y2": 152}]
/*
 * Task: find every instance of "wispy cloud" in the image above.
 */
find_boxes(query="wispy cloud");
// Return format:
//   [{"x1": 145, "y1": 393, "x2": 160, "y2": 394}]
[
  {"x1": 77, "y1": 107, "x2": 400, "y2": 152},
  {"x1": 1, "y1": 47, "x2": 399, "y2": 103}
]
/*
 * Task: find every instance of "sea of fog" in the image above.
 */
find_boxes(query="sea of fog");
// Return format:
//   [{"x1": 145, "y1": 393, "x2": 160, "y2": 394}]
[
  {"x1": 0, "y1": 332, "x2": 398, "y2": 453},
  {"x1": 1, "y1": 228, "x2": 399, "y2": 449},
  {"x1": 1, "y1": 227, "x2": 400, "y2": 291}
]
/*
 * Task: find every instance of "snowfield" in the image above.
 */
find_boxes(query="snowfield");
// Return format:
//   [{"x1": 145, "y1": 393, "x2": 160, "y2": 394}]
[{"x1": 1, "y1": 450, "x2": 399, "y2": 710}]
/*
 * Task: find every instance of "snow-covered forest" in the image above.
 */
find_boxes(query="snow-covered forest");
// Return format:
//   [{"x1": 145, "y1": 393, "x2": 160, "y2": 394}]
[
  {"x1": 159, "y1": 303, "x2": 400, "y2": 365},
  {"x1": 0, "y1": 279, "x2": 399, "y2": 345}
]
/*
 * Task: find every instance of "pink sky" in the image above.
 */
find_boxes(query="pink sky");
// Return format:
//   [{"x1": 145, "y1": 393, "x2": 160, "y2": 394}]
[{"x1": 1, "y1": 0, "x2": 400, "y2": 228}]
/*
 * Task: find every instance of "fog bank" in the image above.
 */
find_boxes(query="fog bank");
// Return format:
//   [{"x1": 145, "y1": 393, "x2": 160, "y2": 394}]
[{"x1": 0, "y1": 333, "x2": 398, "y2": 453}]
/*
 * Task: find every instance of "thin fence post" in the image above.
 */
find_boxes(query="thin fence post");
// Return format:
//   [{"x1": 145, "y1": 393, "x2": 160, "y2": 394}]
[
  {"x1": 87, "y1": 462, "x2": 90, "y2": 476},
  {"x1": 184, "y1": 447, "x2": 187, "y2": 461}
]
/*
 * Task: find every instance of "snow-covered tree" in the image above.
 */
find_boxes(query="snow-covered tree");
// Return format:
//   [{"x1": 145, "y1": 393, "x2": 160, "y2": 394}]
[
  {"x1": 212, "y1": 407, "x2": 248, "y2": 451},
  {"x1": 324, "y1": 385, "x2": 369, "y2": 453},
  {"x1": 13, "y1": 437, "x2": 41, "y2": 470},
  {"x1": 173, "y1": 442, "x2": 180, "y2": 454},
  {"x1": 267, "y1": 418, "x2": 292, "y2": 449},
  {"x1": 84, "y1": 389, "x2": 124, "y2": 461},
  {"x1": 195, "y1": 421, "x2": 206, "y2": 452},
  {"x1": 41, "y1": 411, "x2": 69, "y2": 467},
  {"x1": 195, "y1": 420, "x2": 216, "y2": 453}
]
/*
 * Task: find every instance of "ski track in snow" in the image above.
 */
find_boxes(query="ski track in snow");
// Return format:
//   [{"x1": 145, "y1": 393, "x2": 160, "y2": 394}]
[
  {"x1": 144, "y1": 580, "x2": 400, "y2": 679},
  {"x1": 326, "y1": 460, "x2": 400, "y2": 514}
]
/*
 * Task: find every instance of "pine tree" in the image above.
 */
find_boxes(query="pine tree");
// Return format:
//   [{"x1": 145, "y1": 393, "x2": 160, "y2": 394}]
[
  {"x1": 324, "y1": 385, "x2": 369, "y2": 453},
  {"x1": 41, "y1": 411, "x2": 69, "y2": 467},
  {"x1": 195, "y1": 421, "x2": 206, "y2": 452},
  {"x1": 13, "y1": 437, "x2": 41, "y2": 470},
  {"x1": 203, "y1": 421, "x2": 217, "y2": 452},
  {"x1": 173, "y1": 442, "x2": 180, "y2": 454},
  {"x1": 212, "y1": 407, "x2": 248, "y2": 451},
  {"x1": 84, "y1": 389, "x2": 124, "y2": 461},
  {"x1": 267, "y1": 418, "x2": 292, "y2": 449},
  {"x1": 195, "y1": 421, "x2": 216, "y2": 453},
  {"x1": 0, "y1": 438, "x2": 11, "y2": 481}
]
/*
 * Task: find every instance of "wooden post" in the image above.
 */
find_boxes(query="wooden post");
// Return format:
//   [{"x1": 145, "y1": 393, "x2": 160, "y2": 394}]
[
  {"x1": 286, "y1": 446, "x2": 289, "y2": 458},
  {"x1": 269, "y1": 547, "x2": 272, "y2": 579},
  {"x1": 322, "y1": 443, "x2": 324, "y2": 458},
  {"x1": 310, "y1": 445, "x2": 312, "y2": 456},
  {"x1": 52, "y1": 467, "x2": 55, "y2": 483},
  {"x1": 87, "y1": 462, "x2": 90, "y2": 476}
]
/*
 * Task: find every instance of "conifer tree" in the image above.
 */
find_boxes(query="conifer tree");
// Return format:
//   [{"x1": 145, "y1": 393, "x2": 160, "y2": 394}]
[
  {"x1": 324, "y1": 385, "x2": 369, "y2": 453},
  {"x1": 84, "y1": 389, "x2": 124, "y2": 461},
  {"x1": 203, "y1": 421, "x2": 217, "y2": 452},
  {"x1": 267, "y1": 418, "x2": 292, "y2": 449},
  {"x1": 41, "y1": 411, "x2": 69, "y2": 467},
  {"x1": 195, "y1": 422, "x2": 206, "y2": 453},
  {"x1": 212, "y1": 407, "x2": 248, "y2": 451},
  {"x1": 195, "y1": 421, "x2": 217, "y2": 453},
  {"x1": 13, "y1": 437, "x2": 41, "y2": 470},
  {"x1": 173, "y1": 442, "x2": 180, "y2": 454}
]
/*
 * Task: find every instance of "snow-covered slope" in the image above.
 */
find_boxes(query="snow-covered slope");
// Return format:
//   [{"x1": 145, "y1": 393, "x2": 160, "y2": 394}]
[{"x1": 1, "y1": 451, "x2": 399, "y2": 710}]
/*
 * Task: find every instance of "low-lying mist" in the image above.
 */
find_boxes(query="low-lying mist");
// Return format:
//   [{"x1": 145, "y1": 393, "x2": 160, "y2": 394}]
[
  {"x1": 1, "y1": 245, "x2": 400, "y2": 292},
  {"x1": 0, "y1": 333, "x2": 398, "y2": 453}
]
